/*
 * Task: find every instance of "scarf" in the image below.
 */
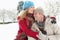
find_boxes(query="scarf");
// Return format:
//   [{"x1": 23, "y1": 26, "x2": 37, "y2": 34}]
[
  {"x1": 36, "y1": 21, "x2": 47, "y2": 35},
  {"x1": 36, "y1": 21, "x2": 45, "y2": 28},
  {"x1": 26, "y1": 13, "x2": 35, "y2": 29}
]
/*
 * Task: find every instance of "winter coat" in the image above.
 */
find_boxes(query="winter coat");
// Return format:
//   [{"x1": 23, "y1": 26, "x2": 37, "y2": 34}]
[
  {"x1": 15, "y1": 15, "x2": 39, "y2": 40},
  {"x1": 28, "y1": 22, "x2": 47, "y2": 40}
]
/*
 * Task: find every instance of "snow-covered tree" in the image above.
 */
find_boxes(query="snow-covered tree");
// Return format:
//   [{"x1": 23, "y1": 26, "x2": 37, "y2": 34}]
[
  {"x1": 0, "y1": 9, "x2": 6, "y2": 24},
  {"x1": 45, "y1": 0, "x2": 60, "y2": 16},
  {"x1": 17, "y1": 1, "x2": 24, "y2": 13},
  {"x1": 6, "y1": 10, "x2": 17, "y2": 23},
  {"x1": 0, "y1": 9, "x2": 17, "y2": 24}
]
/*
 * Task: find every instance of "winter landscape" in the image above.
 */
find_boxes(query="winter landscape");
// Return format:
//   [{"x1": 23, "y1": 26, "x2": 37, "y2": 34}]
[{"x1": 0, "y1": 0, "x2": 60, "y2": 40}]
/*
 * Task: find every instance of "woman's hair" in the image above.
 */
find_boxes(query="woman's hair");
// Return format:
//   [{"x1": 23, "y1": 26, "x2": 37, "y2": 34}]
[{"x1": 18, "y1": 9, "x2": 28, "y2": 20}]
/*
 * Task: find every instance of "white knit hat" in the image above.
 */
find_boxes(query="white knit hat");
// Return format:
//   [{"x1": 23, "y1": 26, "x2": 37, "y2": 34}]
[{"x1": 35, "y1": 7, "x2": 44, "y2": 14}]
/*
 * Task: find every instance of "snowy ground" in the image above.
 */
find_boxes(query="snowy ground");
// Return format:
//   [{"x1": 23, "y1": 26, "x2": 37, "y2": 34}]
[
  {"x1": 0, "y1": 23, "x2": 60, "y2": 40},
  {"x1": 0, "y1": 23, "x2": 19, "y2": 40}
]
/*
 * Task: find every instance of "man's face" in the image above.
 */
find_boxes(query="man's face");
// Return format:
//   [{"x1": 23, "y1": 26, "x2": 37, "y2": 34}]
[
  {"x1": 34, "y1": 11, "x2": 44, "y2": 22},
  {"x1": 28, "y1": 7, "x2": 35, "y2": 14}
]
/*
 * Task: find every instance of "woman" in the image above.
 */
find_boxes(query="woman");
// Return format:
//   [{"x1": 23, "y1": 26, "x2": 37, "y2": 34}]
[
  {"x1": 30, "y1": 7, "x2": 47, "y2": 40},
  {"x1": 15, "y1": 1, "x2": 39, "y2": 40},
  {"x1": 32, "y1": 7, "x2": 46, "y2": 34}
]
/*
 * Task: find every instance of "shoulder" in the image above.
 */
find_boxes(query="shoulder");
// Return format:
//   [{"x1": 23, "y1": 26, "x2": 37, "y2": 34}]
[
  {"x1": 17, "y1": 10, "x2": 26, "y2": 21},
  {"x1": 17, "y1": 16, "x2": 26, "y2": 23}
]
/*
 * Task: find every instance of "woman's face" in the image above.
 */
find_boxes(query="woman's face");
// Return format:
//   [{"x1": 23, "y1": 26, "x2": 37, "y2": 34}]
[
  {"x1": 28, "y1": 7, "x2": 35, "y2": 14},
  {"x1": 34, "y1": 11, "x2": 44, "y2": 22}
]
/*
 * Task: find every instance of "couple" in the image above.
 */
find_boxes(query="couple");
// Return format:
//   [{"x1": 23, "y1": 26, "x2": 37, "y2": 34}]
[
  {"x1": 15, "y1": 1, "x2": 60, "y2": 40},
  {"x1": 15, "y1": 1, "x2": 57, "y2": 40}
]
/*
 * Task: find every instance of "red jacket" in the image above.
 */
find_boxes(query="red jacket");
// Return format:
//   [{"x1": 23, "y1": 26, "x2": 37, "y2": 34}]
[{"x1": 17, "y1": 16, "x2": 38, "y2": 40}]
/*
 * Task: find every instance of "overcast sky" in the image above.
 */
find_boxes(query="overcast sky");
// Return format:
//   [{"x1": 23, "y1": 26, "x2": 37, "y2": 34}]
[
  {"x1": 0, "y1": 0, "x2": 59, "y2": 10},
  {"x1": 0, "y1": 0, "x2": 48, "y2": 10},
  {"x1": 0, "y1": 0, "x2": 20, "y2": 10}
]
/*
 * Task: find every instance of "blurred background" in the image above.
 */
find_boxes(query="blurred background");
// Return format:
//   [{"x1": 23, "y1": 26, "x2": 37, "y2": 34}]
[
  {"x1": 0, "y1": 0, "x2": 60, "y2": 24},
  {"x1": 0, "y1": 0, "x2": 60, "y2": 40}
]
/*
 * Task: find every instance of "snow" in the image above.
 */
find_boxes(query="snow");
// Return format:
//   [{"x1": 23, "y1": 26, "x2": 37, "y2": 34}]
[
  {"x1": 0, "y1": 23, "x2": 19, "y2": 40},
  {"x1": 0, "y1": 22, "x2": 60, "y2": 40}
]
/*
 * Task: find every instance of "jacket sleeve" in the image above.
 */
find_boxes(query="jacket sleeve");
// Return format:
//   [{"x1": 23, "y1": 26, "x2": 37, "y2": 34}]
[{"x1": 19, "y1": 19, "x2": 38, "y2": 39}]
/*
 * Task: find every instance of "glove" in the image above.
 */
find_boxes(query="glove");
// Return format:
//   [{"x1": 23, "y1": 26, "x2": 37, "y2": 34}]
[{"x1": 36, "y1": 31, "x2": 48, "y2": 40}]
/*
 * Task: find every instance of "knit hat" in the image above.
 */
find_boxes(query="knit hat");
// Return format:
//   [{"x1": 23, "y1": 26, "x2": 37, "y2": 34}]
[
  {"x1": 35, "y1": 7, "x2": 44, "y2": 14},
  {"x1": 23, "y1": 1, "x2": 34, "y2": 10}
]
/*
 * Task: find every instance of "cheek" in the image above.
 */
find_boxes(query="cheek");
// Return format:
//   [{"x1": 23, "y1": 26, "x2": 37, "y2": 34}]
[
  {"x1": 34, "y1": 13, "x2": 40, "y2": 19},
  {"x1": 28, "y1": 9, "x2": 34, "y2": 13},
  {"x1": 30, "y1": 9, "x2": 34, "y2": 12},
  {"x1": 34, "y1": 13, "x2": 37, "y2": 17},
  {"x1": 38, "y1": 15, "x2": 44, "y2": 21},
  {"x1": 34, "y1": 15, "x2": 37, "y2": 19},
  {"x1": 37, "y1": 14, "x2": 40, "y2": 18}
]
